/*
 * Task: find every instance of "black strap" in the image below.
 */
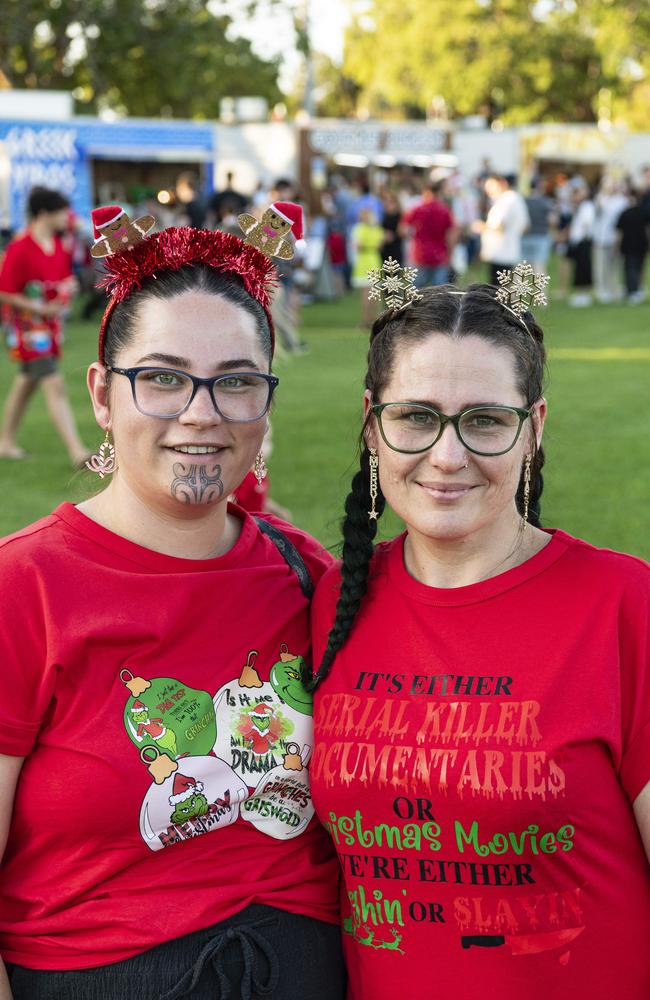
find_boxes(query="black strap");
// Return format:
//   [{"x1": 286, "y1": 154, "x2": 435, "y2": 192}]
[{"x1": 254, "y1": 517, "x2": 314, "y2": 601}]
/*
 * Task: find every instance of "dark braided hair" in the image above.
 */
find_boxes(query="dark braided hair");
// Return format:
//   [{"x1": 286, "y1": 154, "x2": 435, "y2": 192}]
[{"x1": 310, "y1": 283, "x2": 547, "y2": 689}]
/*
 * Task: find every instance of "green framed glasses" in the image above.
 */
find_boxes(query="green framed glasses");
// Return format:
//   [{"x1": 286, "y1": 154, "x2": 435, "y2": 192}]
[{"x1": 371, "y1": 402, "x2": 532, "y2": 457}]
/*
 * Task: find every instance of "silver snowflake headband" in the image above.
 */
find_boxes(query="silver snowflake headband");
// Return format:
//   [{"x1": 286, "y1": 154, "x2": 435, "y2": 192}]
[
  {"x1": 368, "y1": 257, "x2": 423, "y2": 311},
  {"x1": 495, "y1": 261, "x2": 550, "y2": 332}
]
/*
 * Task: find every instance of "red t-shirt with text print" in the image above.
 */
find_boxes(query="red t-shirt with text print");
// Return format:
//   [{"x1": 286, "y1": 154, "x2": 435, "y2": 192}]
[{"x1": 311, "y1": 530, "x2": 650, "y2": 1000}]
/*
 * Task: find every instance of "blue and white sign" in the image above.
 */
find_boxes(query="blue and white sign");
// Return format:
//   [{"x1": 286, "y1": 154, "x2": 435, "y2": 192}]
[{"x1": 0, "y1": 117, "x2": 215, "y2": 230}]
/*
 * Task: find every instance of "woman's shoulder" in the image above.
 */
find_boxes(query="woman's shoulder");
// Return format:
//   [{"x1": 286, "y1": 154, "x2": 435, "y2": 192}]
[
  {"x1": 0, "y1": 510, "x2": 68, "y2": 596},
  {"x1": 313, "y1": 536, "x2": 399, "y2": 599},
  {"x1": 0, "y1": 510, "x2": 64, "y2": 561},
  {"x1": 252, "y1": 512, "x2": 335, "y2": 585},
  {"x1": 553, "y1": 529, "x2": 649, "y2": 593}
]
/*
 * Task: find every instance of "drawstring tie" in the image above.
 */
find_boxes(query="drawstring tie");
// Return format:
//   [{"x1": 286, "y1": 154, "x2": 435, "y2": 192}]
[{"x1": 160, "y1": 923, "x2": 280, "y2": 1000}]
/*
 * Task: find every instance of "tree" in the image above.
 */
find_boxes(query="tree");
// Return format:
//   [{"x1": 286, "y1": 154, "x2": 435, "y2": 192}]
[
  {"x1": 340, "y1": 0, "x2": 650, "y2": 127},
  {"x1": 0, "y1": 0, "x2": 282, "y2": 118}
]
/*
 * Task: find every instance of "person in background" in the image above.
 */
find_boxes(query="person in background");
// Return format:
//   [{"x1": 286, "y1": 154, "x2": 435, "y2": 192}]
[
  {"x1": 616, "y1": 188, "x2": 648, "y2": 305},
  {"x1": 309, "y1": 282, "x2": 650, "y2": 1000},
  {"x1": 567, "y1": 178, "x2": 595, "y2": 307},
  {"x1": 478, "y1": 173, "x2": 530, "y2": 285},
  {"x1": 0, "y1": 187, "x2": 89, "y2": 465},
  {"x1": 522, "y1": 177, "x2": 555, "y2": 276},
  {"x1": 327, "y1": 223, "x2": 348, "y2": 298},
  {"x1": 593, "y1": 177, "x2": 629, "y2": 303},
  {"x1": 175, "y1": 173, "x2": 206, "y2": 229},
  {"x1": 381, "y1": 191, "x2": 404, "y2": 264},
  {"x1": 208, "y1": 171, "x2": 249, "y2": 228},
  {"x1": 551, "y1": 173, "x2": 574, "y2": 300},
  {"x1": 400, "y1": 181, "x2": 458, "y2": 287},
  {"x1": 351, "y1": 208, "x2": 384, "y2": 328}
]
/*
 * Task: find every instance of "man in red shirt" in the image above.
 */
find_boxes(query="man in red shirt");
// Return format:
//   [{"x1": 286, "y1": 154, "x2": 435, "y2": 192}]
[
  {"x1": 0, "y1": 187, "x2": 88, "y2": 464},
  {"x1": 401, "y1": 181, "x2": 458, "y2": 287}
]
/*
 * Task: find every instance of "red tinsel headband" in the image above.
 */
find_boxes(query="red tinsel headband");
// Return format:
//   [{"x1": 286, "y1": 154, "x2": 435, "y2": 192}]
[{"x1": 96, "y1": 226, "x2": 277, "y2": 363}]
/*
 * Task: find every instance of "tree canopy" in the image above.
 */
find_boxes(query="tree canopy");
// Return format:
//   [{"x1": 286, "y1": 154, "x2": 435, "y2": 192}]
[
  {"x1": 335, "y1": 0, "x2": 650, "y2": 127},
  {"x1": 0, "y1": 0, "x2": 282, "y2": 118}
]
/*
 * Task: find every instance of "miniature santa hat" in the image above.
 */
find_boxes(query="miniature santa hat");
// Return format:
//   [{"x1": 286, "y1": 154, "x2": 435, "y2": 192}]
[
  {"x1": 271, "y1": 201, "x2": 304, "y2": 244},
  {"x1": 131, "y1": 699, "x2": 148, "y2": 714},
  {"x1": 168, "y1": 773, "x2": 205, "y2": 806},
  {"x1": 91, "y1": 205, "x2": 126, "y2": 242}
]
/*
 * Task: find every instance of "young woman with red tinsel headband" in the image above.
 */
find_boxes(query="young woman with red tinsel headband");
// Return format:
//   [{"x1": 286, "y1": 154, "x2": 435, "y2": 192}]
[{"x1": 0, "y1": 209, "x2": 345, "y2": 999}]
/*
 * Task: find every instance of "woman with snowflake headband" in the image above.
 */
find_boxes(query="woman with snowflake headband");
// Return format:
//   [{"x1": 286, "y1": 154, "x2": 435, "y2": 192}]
[
  {"x1": 0, "y1": 204, "x2": 345, "y2": 998},
  {"x1": 307, "y1": 262, "x2": 650, "y2": 1000}
]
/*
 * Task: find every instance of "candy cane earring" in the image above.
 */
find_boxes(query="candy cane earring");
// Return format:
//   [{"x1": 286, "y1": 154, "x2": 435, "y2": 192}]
[{"x1": 86, "y1": 429, "x2": 117, "y2": 479}]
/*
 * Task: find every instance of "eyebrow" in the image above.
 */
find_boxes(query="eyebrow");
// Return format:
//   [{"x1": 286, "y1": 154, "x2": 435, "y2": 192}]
[
  {"x1": 395, "y1": 398, "x2": 520, "y2": 410},
  {"x1": 134, "y1": 353, "x2": 262, "y2": 372}
]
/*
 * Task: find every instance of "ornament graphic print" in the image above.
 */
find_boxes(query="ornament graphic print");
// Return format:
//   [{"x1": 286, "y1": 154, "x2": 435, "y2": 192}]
[
  {"x1": 139, "y1": 754, "x2": 247, "y2": 852},
  {"x1": 120, "y1": 668, "x2": 217, "y2": 760},
  {"x1": 241, "y1": 742, "x2": 315, "y2": 840},
  {"x1": 212, "y1": 647, "x2": 313, "y2": 783}
]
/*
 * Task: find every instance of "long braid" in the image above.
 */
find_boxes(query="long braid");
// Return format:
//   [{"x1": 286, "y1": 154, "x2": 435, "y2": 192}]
[{"x1": 309, "y1": 447, "x2": 385, "y2": 689}]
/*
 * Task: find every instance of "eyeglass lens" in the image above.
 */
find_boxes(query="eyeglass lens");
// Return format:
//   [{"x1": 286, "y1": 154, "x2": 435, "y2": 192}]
[
  {"x1": 133, "y1": 370, "x2": 271, "y2": 420},
  {"x1": 379, "y1": 404, "x2": 524, "y2": 455}
]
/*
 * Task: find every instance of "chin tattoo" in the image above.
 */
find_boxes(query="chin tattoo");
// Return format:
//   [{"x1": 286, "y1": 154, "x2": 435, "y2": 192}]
[{"x1": 170, "y1": 462, "x2": 224, "y2": 504}]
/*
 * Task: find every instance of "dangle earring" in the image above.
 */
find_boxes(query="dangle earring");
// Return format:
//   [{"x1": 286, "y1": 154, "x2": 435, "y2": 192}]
[
  {"x1": 254, "y1": 451, "x2": 267, "y2": 486},
  {"x1": 522, "y1": 454, "x2": 532, "y2": 523},
  {"x1": 368, "y1": 448, "x2": 379, "y2": 521},
  {"x1": 85, "y1": 428, "x2": 116, "y2": 479}
]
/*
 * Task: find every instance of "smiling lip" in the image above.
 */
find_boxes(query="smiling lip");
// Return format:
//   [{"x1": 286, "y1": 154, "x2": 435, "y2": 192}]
[
  {"x1": 418, "y1": 482, "x2": 478, "y2": 500},
  {"x1": 164, "y1": 444, "x2": 226, "y2": 456}
]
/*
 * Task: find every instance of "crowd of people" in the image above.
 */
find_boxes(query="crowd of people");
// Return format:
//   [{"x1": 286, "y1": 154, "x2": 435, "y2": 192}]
[{"x1": 315, "y1": 162, "x2": 650, "y2": 320}]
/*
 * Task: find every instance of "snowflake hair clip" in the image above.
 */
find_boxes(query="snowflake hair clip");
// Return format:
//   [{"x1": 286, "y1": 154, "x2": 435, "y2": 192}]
[
  {"x1": 368, "y1": 257, "x2": 423, "y2": 311},
  {"x1": 495, "y1": 261, "x2": 550, "y2": 331}
]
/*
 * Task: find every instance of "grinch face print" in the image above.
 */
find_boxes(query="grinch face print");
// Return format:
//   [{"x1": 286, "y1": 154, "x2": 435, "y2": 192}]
[
  {"x1": 90, "y1": 206, "x2": 155, "y2": 258},
  {"x1": 212, "y1": 647, "x2": 313, "y2": 785},
  {"x1": 139, "y1": 755, "x2": 247, "y2": 852},
  {"x1": 269, "y1": 643, "x2": 313, "y2": 715}
]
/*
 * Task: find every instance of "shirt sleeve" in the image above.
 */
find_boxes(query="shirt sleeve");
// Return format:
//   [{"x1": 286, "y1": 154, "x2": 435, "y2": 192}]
[
  {"x1": 0, "y1": 242, "x2": 26, "y2": 294},
  {"x1": 617, "y1": 558, "x2": 650, "y2": 802},
  {"x1": 0, "y1": 540, "x2": 55, "y2": 756}
]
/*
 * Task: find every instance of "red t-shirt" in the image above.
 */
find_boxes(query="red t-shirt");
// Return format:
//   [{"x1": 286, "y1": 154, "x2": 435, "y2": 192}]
[
  {"x1": 0, "y1": 232, "x2": 73, "y2": 361},
  {"x1": 311, "y1": 531, "x2": 650, "y2": 1000},
  {"x1": 402, "y1": 199, "x2": 455, "y2": 267},
  {"x1": 0, "y1": 503, "x2": 339, "y2": 970},
  {"x1": 233, "y1": 469, "x2": 270, "y2": 513}
]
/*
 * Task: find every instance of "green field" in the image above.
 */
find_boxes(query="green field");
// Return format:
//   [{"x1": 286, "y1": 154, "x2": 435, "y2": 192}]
[{"x1": 1, "y1": 284, "x2": 648, "y2": 559}]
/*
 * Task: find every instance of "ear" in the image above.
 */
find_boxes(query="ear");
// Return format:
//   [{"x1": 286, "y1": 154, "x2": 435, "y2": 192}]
[
  {"x1": 362, "y1": 390, "x2": 379, "y2": 451},
  {"x1": 531, "y1": 397, "x2": 547, "y2": 450},
  {"x1": 87, "y1": 363, "x2": 111, "y2": 431}
]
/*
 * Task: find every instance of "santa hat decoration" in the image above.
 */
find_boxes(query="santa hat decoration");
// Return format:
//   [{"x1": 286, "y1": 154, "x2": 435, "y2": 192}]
[
  {"x1": 271, "y1": 201, "x2": 305, "y2": 245},
  {"x1": 91, "y1": 205, "x2": 126, "y2": 242},
  {"x1": 168, "y1": 772, "x2": 205, "y2": 806},
  {"x1": 131, "y1": 699, "x2": 148, "y2": 714}
]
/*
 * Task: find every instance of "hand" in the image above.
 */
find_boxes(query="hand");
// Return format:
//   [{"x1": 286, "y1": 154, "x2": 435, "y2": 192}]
[{"x1": 38, "y1": 300, "x2": 65, "y2": 318}]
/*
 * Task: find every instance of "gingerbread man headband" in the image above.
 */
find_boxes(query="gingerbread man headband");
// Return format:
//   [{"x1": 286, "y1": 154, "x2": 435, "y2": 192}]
[{"x1": 93, "y1": 201, "x2": 305, "y2": 363}]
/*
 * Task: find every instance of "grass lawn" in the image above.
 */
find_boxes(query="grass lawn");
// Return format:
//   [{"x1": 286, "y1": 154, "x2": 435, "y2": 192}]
[{"x1": 0, "y1": 279, "x2": 648, "y2": 559}]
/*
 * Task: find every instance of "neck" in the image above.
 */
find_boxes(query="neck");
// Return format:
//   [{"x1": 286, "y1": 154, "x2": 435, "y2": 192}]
[
  {"x1": 78, "y1": 476, "x2": 237, "y2": 560},
  {"x1": 30, "y1": 218, "x2": 55, "y2": 248},
  {"x1": 403, "y1": 509, "x2": 549, "y2": 589}
]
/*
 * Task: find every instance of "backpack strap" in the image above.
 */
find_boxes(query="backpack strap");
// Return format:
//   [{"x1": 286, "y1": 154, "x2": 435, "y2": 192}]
[{"x1": 254, "y1": 516, "x2": 314, "y2": 601}]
